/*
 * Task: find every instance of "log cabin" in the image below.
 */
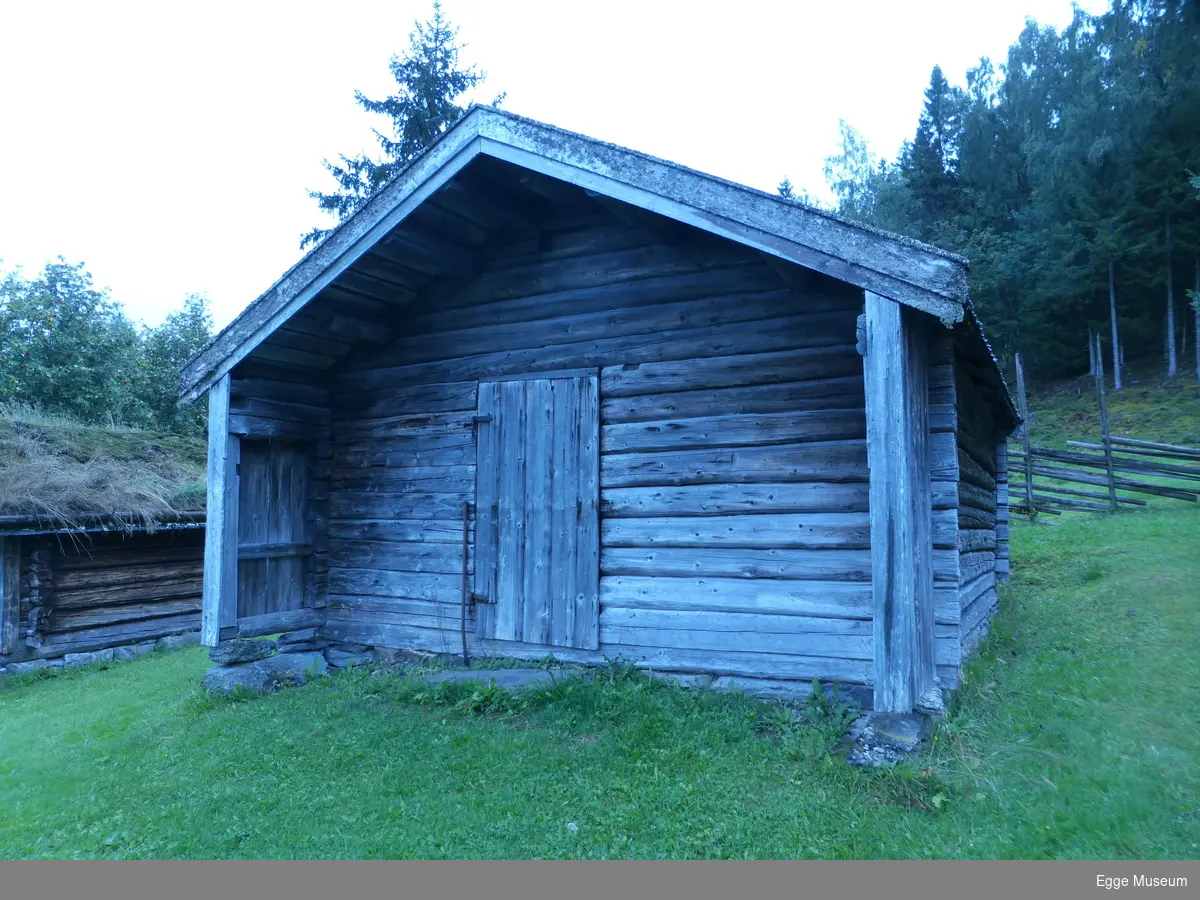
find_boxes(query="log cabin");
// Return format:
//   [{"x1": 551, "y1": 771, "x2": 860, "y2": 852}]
[
  {"x1": 0, "y1": 515, "x2": 204, "y2": 670},
  {"x1": 180, "y1": 107, "x2": 1018, "y2": 713},
  {"x1": 0, "y1": 414, "x2": 207, "y2": 671}
]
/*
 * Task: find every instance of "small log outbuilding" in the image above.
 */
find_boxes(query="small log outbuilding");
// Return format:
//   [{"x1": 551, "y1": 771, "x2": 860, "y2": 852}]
[
  {"x1": 0, "y1": 516, "x2": 204, "y2": 670},
  {"x1": 181, "y1": 108, "x2": 1018, "y2": 713}
]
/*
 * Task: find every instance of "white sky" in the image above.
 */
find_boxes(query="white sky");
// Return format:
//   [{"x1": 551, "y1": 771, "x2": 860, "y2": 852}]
[{"x1": 0, "y1": 0, "x2": 1107, "y2": 331}]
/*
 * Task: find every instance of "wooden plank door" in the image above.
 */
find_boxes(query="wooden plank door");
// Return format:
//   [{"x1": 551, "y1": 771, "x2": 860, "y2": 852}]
[
  {"x1": 236, "y1": 440, "x2": 312, "y2": 621},
  {"x1": 475, "y1": 375, "x2": 600, "y2": 650}
]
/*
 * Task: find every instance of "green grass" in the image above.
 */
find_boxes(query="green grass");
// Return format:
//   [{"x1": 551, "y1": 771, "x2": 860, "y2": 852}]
[{"x1": 2, "y1": 504, "x2": 1197, "y2": 859}]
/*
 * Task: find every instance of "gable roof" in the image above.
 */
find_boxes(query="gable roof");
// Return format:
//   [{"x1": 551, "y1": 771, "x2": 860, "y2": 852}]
[{"x1": 181, "y1": 106, "x2": 1010, "y2": 422}]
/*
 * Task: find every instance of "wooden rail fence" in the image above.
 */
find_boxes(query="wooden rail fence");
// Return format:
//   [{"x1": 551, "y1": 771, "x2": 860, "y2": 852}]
[{"x1": 1009, "y1": 340, "x2": 1200, "y2": 518}]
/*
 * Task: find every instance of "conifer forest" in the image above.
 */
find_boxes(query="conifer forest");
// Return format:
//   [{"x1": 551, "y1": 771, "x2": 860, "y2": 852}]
[{"x1": 815, "y1": 0, "x2": 1200, "y2": 385}]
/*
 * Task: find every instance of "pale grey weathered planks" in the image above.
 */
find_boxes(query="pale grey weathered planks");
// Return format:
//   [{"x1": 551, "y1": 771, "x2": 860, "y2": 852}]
[
  {"x1": 475, "y1": 375, "x2": 600, "y2": 650},
  {"x1": 863, "y1": 293, "x2": 936, "y2": 713},
  {"x1": 952, "y1": 332, "x2": 1004, "y2": 657},
  {"x1": 317, "y1": 218, "x2": 874, "y2": 683},
  {"x1": 193, "y1": 158, "x2": 1020, "y2": 711},
  {"x1": 201, "y1": 375, "x2": 239, "y2": 647}
]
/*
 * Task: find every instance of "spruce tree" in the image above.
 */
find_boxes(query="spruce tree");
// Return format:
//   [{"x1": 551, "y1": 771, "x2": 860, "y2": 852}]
[
  {"x1": 902, "y1": 66, "x2": 965, "y2": 241},
  {"x1": 302, "y1": 2, "x2": 496, "y2": 248}
]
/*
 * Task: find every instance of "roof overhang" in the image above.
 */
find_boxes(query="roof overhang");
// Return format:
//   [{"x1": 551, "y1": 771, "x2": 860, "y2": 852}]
[
  {"x1": 181, "y1": 106, "x2": 975, "y2": 404},
  {"x1": 0, "y1": 511, "x2": 206, "y2": 538}
]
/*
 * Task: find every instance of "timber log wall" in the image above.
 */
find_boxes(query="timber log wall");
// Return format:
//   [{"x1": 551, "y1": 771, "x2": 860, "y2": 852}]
[{"x1": 0, "y1": 528, "x2": 203, "y2": 666}]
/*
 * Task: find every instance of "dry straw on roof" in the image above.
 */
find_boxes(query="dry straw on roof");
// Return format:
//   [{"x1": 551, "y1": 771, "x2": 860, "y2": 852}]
[{"x1": 0, "y1": 403, "x2": 205, "y2": 534}]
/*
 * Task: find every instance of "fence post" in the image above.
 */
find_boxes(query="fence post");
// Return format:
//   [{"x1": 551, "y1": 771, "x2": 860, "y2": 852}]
[
  {"x1": 1094, "y1": 334, "x2": 1119, "y2": 512},
  {"x1": 1015, "y1": 352, "x2": 1036, "y2": 520}
]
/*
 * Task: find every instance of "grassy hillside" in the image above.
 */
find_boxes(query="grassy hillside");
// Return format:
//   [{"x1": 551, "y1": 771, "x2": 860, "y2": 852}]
[
  {"x1": 0, "y1": 403, "x2": 205, "y2": 529},
  {"x1": 1023, "y1": 364, "x2": 1200, "y2": 450}
]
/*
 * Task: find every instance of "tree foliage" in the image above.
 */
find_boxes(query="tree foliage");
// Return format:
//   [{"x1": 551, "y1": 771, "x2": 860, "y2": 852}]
[
  {"x1": 0, "y1": 259, "x2": 213, "y2": 433},
  {"x1": 819, "y1": 0, "x2": 1200, "y2": 381},
  {"x1": 302, "y1": 1, "x2": 498, "y2": 248}
]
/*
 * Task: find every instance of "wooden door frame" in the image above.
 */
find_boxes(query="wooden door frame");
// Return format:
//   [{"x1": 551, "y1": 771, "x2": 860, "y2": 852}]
[{"x1": 202, "y1": 376, "x2": 323, "y2": 645}]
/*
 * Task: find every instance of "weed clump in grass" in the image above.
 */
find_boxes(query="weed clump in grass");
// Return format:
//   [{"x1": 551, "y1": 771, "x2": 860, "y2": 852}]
[
  {"x1": 750, "y1": 681, "x2": 860, "y2": 763},
  {"x1": 388, "y1": 660, "x2": 875, "y2": 780}
]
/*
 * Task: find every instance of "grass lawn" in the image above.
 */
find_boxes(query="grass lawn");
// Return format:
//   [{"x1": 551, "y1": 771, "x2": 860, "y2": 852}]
[{"x1": 1, "y1": 502, "x2": 1197, "y2": 859}]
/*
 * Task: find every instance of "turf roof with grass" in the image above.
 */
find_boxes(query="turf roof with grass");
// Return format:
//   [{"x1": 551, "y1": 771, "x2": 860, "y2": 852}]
[{"x1": 0, "y1": 403, "x2": 206, "y2": 534}]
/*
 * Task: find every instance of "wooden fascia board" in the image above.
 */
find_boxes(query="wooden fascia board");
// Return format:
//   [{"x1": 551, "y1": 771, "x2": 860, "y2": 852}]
[
  {"x1": 964, "y1": 300, "x2": 1021, "y2": 433},
  {"x1": 179, "y1": 134, "x2": 485, "y2": 403}
]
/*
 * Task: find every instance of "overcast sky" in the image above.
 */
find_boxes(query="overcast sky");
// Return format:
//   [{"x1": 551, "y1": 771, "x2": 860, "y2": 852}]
[{"x1": 1, "y1": 0, "x2": 1107, "y2": 331}]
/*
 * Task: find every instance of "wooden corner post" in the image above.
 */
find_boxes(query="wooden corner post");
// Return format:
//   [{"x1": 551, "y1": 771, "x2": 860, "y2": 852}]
[
  {"x1": 201, "y1": 374, "x2": 241, "y2": 647},
  {"x1": 863, "y1": 292, "x2": 936, "y2": 714}
]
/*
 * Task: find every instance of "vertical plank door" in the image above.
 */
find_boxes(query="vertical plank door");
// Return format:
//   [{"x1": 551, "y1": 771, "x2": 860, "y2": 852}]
[
  {"x1": 475, "y1": 374, "x2": 600, "y2": 650},
  {"x1": 236, "y1": 440, "x2": 312, "y2": 620}
]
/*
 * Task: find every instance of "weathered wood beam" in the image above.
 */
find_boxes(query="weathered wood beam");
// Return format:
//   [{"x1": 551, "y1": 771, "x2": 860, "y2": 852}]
[
  {"x1": 321, "y1": 311, "x2": 395, "y2": 344},
  {"x1": 237, "y1": 542, "x2": 314, "y2": 561},
  {"x1": 378, "y1": 224, "x2": 481, "y2": 279},
  {"x1": 1022, "y1": 445, "x2": 1200, "y2": 482},
  {"x1": 348, "y1": 251, "x2": 429, "y2": 289},
  {"x1": 320, "y1": 282, "x2": 416, "y2": 313},
  {"x1": 757, "y1": 251, "x2": 806, "y2": 289},
  {"x1": 247, "y1": 343, "x2": 339, "y2": 371},
  {"x1": 863, "y1": 292, "x2": 936, "y2": 714},
  {"x1": 517, "y1": 168, "x2": 589, "y2": 206},
  {"x1": 222, "y1": 607, "x2": 324, "y2": 641},
  {"x1": 201, "y1": 375, "x2": 240, "y2": 647},
  {"x1": 588, "y1": 192, "x2": 679, "y2": 238},
  {"x1": 0, "y1": 536, "x2": 20, "y2": 654},
  {"x1": 1108, "y1": 436, "x2": 1200, "y2": 458},
  {"x1": 1011, "y1": 459, "x2": 1200, "y2": 501},
  {"x1": 436, "y1": 177, "x2": 541, "y2": 231},
  {"x1": 333, "y1": 265, "x2": 418, "y2": 302}
]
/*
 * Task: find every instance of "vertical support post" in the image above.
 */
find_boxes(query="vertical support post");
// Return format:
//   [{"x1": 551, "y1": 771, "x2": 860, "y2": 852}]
[
  {"x1": 0, "y1": 536, "x2": 21, "y2": 655},
  {"x1": 202, "y1": 374, "x2": 241, "y2": 647},
  {"x1": 863, "y1": 292, "x2": 935, "y2": 714},
  {"x1": 460, "y1": 500, "x2": 471, "y2": 667},
  {"x1": 1094, "y1": 334, "x2": 1118, "y2": 512},
  {"x1": 1014, "y1": 352, "x2": 1035, "y2": 520},
  {"x1": 994, "y1": 442, "x2": 1011, "y2": 582}
]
